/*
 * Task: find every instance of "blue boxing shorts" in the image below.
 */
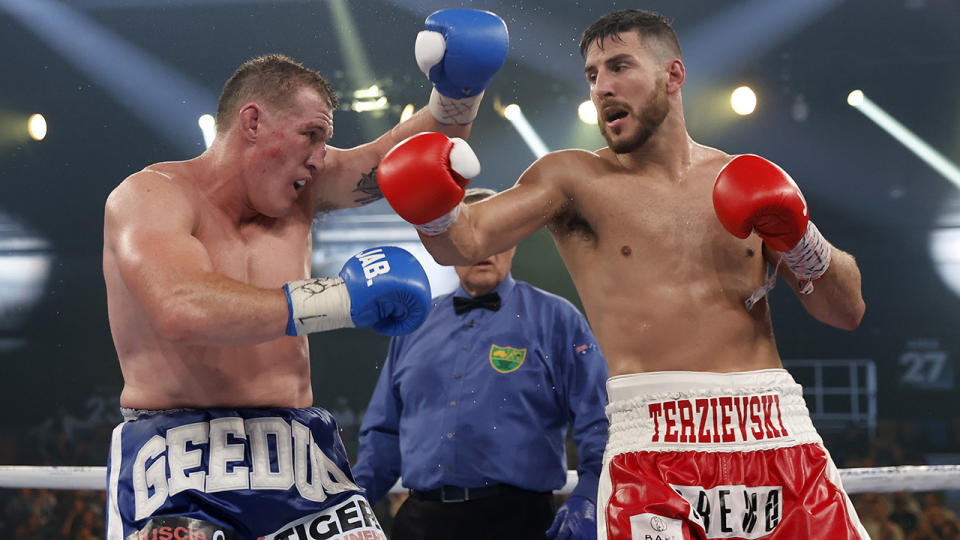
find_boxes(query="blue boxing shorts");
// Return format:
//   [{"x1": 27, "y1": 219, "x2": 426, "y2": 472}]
[{"x1": 105, "y1": 407, "x2": 386, "y2": 540}]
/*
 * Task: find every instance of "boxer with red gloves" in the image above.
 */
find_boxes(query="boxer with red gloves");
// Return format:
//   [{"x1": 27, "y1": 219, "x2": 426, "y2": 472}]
[{"x1": 379, "y1": 9, "x2": 867, "y2": 540}]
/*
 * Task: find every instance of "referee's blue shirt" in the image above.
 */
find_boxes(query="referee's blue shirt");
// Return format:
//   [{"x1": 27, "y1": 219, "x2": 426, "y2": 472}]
[{"x1": 354, "y1": 273, "x2": 609, "y2": 505}]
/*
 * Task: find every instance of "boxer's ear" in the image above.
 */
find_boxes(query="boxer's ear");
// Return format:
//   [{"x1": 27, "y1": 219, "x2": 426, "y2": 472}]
[
  {"x1": 665, "y1": 59, "x2": 684, "y2": 94},
  {"x1": 237, "y1": 103, "x2": 262, "y2": 141}
]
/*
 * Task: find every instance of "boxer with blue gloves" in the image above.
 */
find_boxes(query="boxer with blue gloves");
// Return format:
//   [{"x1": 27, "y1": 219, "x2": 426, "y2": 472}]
[{"x1": 102, "y1": 8, "x2": 507, "y2": 535}]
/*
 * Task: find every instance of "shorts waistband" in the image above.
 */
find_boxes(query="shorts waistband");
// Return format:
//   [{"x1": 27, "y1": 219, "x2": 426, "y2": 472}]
[
  {"x1": 606, "y1": 368, "x2": 798, "y2": 402},
  {"x1": 604, "y1": 369, "x2": 821, "y2": 455},
  {"x1": 120, "y1": 407, "x2": 189, "y2": 421}
]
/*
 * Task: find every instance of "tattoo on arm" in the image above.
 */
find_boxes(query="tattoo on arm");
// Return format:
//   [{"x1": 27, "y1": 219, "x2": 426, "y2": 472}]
[{"x1": 353, "y1": 166, "x2": 383, "y2": 205}]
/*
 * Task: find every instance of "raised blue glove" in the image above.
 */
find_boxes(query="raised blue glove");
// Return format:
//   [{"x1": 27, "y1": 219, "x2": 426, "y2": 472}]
[
  {"x1": 415, "y1": 9, "x2": 508, "y2": 124},
  {"x1": 283, "y1": 246, "x2": 431, "y2": 336},
  {"x1": 546, "y1": 495, "x2": 597, "y2": 540},
  {"x1": 338, "y1": 246, "x2": 431, "y2": 336}
]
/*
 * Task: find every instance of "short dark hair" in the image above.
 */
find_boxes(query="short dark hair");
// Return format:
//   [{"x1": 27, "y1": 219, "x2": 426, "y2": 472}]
[
  {"x1": 215, "y1": 54, "x2": 338, "y2": 132},
  {"x1": 463, "y1": 187, "x2": 498, "y2": 204},
  {"x1": 579, "y1": 9, "x2": 681, "y2": 60}
]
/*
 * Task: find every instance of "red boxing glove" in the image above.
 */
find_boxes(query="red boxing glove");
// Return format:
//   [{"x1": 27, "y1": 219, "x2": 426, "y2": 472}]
[
  {"x1": 378, "y1": 132, "x2": 480, "y2": 230},
  {"x1": 712, "y1": 154, "x2": 808, "y2": 252},
  {"x1": 714, "y1": 155, "x2": 831, "y2": 303}
]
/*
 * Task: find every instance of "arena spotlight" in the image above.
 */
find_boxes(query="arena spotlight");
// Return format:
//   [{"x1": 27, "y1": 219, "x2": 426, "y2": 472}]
[
  {"x1": 848, "y1": 89, "x2": 960, "y2": 189},
  {"x1": 350, "y1": 84, "x2": 389, "y2": 113},
  {"x1": 730, "y1": 86, "x2": 757, "y2": 116},
  {"x1": 400, "y1": 104, "x2": 415, "y2": 123},
  {"x1": 501, "y1": 104, "x2": 549, "y2": 159},
  {"x1": 578, "y1": 101, "x2": 598, "y2": 125},
  {"x1": 27, "y1": 114, "x2": 47, "y2": 141}
]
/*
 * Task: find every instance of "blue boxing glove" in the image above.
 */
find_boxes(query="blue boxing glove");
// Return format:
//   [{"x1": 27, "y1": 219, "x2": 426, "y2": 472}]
[
  {"x1": 339, "y1": 246, "x2": 431, "y2": 335},
  {"x1": 283, "y1": 246, "x2": 431, "y2": 336},
  {"x1": 416, "y1": 9, "x2": 508, "y2": 124},
  {"x1": 546, "y1": 496, "x2": 597, "y2": 540}
]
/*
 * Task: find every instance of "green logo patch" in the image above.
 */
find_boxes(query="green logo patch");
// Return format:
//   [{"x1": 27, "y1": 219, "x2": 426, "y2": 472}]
[{"x1": 489, "y1": 344, "x2": 527, "y2": 373}]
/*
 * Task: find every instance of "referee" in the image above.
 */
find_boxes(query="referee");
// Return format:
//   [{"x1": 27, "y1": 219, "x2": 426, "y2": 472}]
[{"x1": 354, "y1": 188, "x2": 609, "y2": 540}]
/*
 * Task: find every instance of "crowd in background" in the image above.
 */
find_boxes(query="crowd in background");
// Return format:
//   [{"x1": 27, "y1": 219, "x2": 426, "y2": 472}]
[
  {"x1": 1, "y1": 409, "x2": 959, "y2": 538},
  {"x1": 0, "y1": 404, "x2": 116, "y2": 538}
]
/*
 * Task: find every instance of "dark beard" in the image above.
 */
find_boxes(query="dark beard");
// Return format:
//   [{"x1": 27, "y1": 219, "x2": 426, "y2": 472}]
[{"x1": 599, "y1": 84, "x2": 669, "y2": 154}]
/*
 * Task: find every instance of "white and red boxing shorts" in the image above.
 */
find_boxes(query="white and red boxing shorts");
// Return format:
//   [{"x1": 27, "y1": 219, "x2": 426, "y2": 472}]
[{"x1": 597, "y1": 369, "x2": 868, "y2": 540}]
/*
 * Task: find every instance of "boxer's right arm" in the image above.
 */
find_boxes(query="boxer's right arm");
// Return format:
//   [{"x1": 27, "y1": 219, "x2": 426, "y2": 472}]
[
  {"x1": 378, "y1": 132, "x2": 572, "y2": 266},
  {"x1": 106, "y1": 174, "x2": 432, "y2": 344},
  {"x1": 105, "y1": 172, "x2": 290, "y2": 345}
]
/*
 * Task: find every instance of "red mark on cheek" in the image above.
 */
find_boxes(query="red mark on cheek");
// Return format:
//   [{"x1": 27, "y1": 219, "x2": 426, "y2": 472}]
[{"x1": 265, "y1": 146, "x2": 284, "y2": 159}]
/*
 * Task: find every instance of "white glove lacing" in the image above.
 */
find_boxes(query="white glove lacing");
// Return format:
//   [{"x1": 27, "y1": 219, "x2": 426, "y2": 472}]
[{"x1": 428, "y1": 88, "x2": 484, "y2": 125}]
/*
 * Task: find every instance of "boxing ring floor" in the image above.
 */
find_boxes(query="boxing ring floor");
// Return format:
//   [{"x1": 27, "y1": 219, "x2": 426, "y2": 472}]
[{"x1": 2, "y1": 464, "x2": 960, "y2": 494}]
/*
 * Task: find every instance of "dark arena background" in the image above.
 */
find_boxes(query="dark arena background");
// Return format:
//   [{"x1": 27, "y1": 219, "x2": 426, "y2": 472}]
[{"x1": 1, "y1": 0, "x2": 959, "y2": 538}]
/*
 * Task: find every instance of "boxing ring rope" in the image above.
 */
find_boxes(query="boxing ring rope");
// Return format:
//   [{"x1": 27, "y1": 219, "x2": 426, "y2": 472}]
[{"x1": 2, "y1": 465, "x2": 960, "y2": 495}]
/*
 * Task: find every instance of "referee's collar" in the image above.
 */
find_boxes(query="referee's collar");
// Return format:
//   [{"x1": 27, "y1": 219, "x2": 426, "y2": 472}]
[{"x1": 454, "y1": 273, "x2": 516, "y2": 305}]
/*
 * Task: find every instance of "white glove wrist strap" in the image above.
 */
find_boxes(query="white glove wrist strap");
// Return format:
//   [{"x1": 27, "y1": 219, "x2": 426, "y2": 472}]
[
  {"x1": 782, "y1": 221, "x2": 832, "y2": 294},
  {"x1": 415, "y1": 204, "x2": 461, "y2": 236},
  {"x1": 285, "y1": 277, "x2": 354, "y2": 335},
  {"x1": 743, "y1": 221, "x2": 832, "y2": 311},
  {"x1": 429, "y1": 88, "x2": 483, "y2": 125}
]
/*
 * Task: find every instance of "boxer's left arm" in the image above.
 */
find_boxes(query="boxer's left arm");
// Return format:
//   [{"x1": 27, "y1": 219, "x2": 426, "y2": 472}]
[
  {"x1": 765, "y1": 239, "x2": 865, "y2": 330},
  {"x1": 713, "y1": 154, "x2": 865, "y2": 330},
  {"x1": 312, "y1": 9, "x2": 508, "y2": 213},
  {"x1": 377, "y1": 134, "x2": 580, "y2": 266}
]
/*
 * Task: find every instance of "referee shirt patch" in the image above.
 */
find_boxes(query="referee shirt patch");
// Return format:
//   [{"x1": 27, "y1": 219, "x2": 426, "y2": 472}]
[{"x1": 489, "y1": 344, "x2": 527, "y2": 373}]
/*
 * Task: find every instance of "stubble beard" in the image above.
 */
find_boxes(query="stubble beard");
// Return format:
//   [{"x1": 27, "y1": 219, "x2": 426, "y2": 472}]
[{"x1": 599, "y1": 83, "x2": 670, "y2": 154}]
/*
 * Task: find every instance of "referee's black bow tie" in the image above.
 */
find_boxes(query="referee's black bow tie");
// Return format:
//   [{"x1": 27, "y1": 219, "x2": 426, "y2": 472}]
[{"x1": 453, "y1": 292, "x2": 501, "y2": 315}]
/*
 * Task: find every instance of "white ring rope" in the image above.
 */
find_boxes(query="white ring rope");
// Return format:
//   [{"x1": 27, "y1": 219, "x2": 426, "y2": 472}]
[{"x1": 1, "y1": 465, "x2": 959, "y2": 494}]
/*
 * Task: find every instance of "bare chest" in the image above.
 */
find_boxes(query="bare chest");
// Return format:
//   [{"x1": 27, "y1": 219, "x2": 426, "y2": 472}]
[
  {"x1": 195, "y1": 214, "x2": 312, "y2": 288},
  {"x1": 561, "y1": 172, "x2": 736, "y2": 252}
]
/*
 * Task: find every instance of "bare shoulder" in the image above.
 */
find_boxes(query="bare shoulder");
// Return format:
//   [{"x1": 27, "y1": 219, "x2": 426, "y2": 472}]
[
  {"x1": 691, "y1": 143, "x2": 736, "y2": 176},
  {"x1": 105, "y1": 163, "x2": 199, "y2": 232},
  {"x1": 520, "y1": 148, "x2": 612, "y2": 190},
  {"x1": 694, "y1": 142, "x2": 732, "y2": 163},
  {"x1": 538, "y1": 148, "x2": 611, "y2": 171}
]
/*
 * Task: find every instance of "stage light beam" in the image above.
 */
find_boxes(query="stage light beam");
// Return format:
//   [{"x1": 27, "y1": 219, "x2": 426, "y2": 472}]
[
  {"x1": 501, "y1": 104, "x2": 549, "y2": 159},
  {"x1": 848, "y1": 90, "x2": 960, "y2": 189},
  {"x1": 327, "y1": 0, "x2": 388, "y2": 138},
  {"x1": 0, "y1": 0, "x2": 217, "y2": 155}
]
